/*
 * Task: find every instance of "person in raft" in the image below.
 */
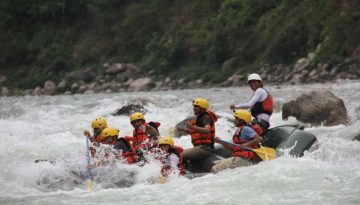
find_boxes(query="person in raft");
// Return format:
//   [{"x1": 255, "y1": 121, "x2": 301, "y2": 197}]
[
  {"x1": 211, "y1": 109, "x2": 262, "y2": 172},
  {"x1": 229, "y1": 73, "x2": 274, "y2": 136},
  {"x1": 178, "y1": 98, "x2": 217, "y2": 166}
]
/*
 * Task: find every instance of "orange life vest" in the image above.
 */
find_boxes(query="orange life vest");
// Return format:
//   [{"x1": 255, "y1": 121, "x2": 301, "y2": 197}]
[
  {"x1": 250, "y1": 88, "x2": 273, "y2": 117},
  {"x1": 161, "y1": 146, "x2": 185, "y2": 175},
  {"x1": 232, "y1": 125, "x2": 259, "y2": 160},
  {"x1": 190, "y1": 111, "x2": 217, "y2": 146}
]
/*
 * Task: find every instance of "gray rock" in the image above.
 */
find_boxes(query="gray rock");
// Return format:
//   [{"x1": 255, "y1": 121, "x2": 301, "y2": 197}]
[
  {"x1": 1, "y1": 86, "x2": 9, "y2": 96},
  {"x1": 43, "y1": 80, "x2": 57, "y2": 95},
  {"x1": 57, "y1": 80, "x2": 67, "y2": 91},
  {"x1": 84, "y1": 90, "x2": 95, "y2": 94},
  {"x1": 71, "y1": 83, "x2": 79, "y2": 93},
  {"x1": 294, "y1": 58, "x2": 310, "y2": 72},
  {"x1": 106, "y1": 63, "x2": 126, "y2": 74},
  {"x1": 33, "y1": 86, "x2": 43, "y2": 95},
  {"x1": 23, "y1": 89, "x2": 33, "y2": 96},
  {"x1": 65, "y1": 68, "x2": 95, "y2": 82},
  {"x1": 354, "y1": 132, "x2": 360, "y2": 141},
  {"x1": 128, "y1": 77, "x2": 151, "y2": 91},
  {"x1": 282, "y1": 89, "x2": 348, "y2": 126},
  {"x1": 111, "y1": 104, "x2": 147, "y2": 116},
  {"x1": 174, "y1": 117, "x2": 192, "y2": 138}
]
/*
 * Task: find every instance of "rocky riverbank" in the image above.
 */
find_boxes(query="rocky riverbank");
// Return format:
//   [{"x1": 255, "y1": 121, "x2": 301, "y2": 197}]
[{"x1": 1, "y1": 54, "x2": 360, "y2": 97}]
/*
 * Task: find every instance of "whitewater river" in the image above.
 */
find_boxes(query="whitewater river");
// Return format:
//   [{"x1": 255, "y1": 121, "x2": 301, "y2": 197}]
[{"x1": 0, "y1": 80, "x2": 359, "y2": 205}]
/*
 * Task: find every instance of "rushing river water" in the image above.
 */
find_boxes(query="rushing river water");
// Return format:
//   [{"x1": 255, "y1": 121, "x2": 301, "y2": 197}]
[{"x1": 0, "y1": 80, "x2": 359, "y2": 205}]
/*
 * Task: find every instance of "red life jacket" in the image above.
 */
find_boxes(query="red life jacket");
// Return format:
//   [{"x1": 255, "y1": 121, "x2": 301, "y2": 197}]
[
  {"x1": 190, "y1": 111, "x2": 217, "y2": 146},
  {"x1": 252, "y1": 124, "x2": 264, "y2": 136},
  {"x1": 232, "y1": 125, "x2": 260, "y2": 160},
  {"x1": 116, "y1": 138, "x2": 139, "y2": 164},
  {"x1": 161, "y1": 146, "x2": 185, "y2": 175},
  {"x1": 132, "y1": 123, "x2": 152, "y2": 147},
  {"x1": 90, "y1": 134, "x2": 102, "y2": 158},
  {"x1": 250, "y1": 88, "x2": 273, "y2": 117}
]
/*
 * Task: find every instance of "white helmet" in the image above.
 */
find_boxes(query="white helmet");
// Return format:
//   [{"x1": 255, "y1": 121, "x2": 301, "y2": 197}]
[{"x1": 247, "y1": 73, "x2": 262, "y2": 83}]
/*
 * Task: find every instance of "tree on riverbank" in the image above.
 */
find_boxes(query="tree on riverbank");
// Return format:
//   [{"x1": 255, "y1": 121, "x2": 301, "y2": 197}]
[{"x1": 0, "y1": 0, "x2": 359, "y2": 90}]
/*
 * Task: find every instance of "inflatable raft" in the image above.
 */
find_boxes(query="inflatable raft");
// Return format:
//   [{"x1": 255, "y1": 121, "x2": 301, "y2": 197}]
[{"x1": 184, "y1": 125, "x2": 317, "y2": 173}]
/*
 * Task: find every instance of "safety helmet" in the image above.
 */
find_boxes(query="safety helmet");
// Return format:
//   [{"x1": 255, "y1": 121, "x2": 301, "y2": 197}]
[
  {"x1": 130, "y1": 112, "x2": 145, "y2": 122},
  {"x1": 100, "y1": 127, "x2": 120, "y2": 141},
  {"x1": 91, "y1": 117, "x2": 107, "y2": 129},
  {"x1": 234, "y1": 109, "x2": 251, "y2": 124},
  {"x1": 158, "y1": 136, "x2": 174, "y2": 147},
  {"x1": 247, "y1": 73, "x2": 262, "y2": 83},
  {"x1": 193, "y1": 98, "x2": 209, "y2": 110}
]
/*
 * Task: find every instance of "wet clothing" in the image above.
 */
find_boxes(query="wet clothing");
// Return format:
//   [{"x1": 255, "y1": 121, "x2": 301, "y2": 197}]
[
  {"x1": 127, "y1": 123, "x2": 160, "y2": 149},
  {"x1": 161, "y1": 147, "x2": 184, "y2": 175},
  {"x1": 189, "y1": 111, "x2": 217, "y2": 147},
  {"x1": 182, "y1": 111, "x2": 217, "y2": 163},
  {"x1": 181, "y1": 144, "x2": 213, "y2": 162},
  {"x1": 232, "y1": 125, "x2": 259, "y2": 160},
  {"x1": 114, "y1": 138, "x2": 139, "y2": 164},
  {"x1": 234, "y1": 87, "x2": 273, "y2": 123},
  {"x1": 211, "y1": 125, "x2": 260, "y2": 172},
  {"x1": 235, "y1": 87, "x2": 273, "y2": 135}
]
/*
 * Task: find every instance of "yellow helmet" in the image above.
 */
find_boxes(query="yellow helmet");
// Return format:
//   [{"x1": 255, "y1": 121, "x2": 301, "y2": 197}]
[
  {"x1": 158, "y1": 136, "x2": 174, "y2": 147},
  {"x1": 234, "y1": 109, "x2": 251, "y2": 124},
  {"x1": 193, "y1": 98, "x2": 209, "y2": 110},
  {"x1": 100, "y1": 127, "x2": 120, "y2": 141},
  {"x1": 91, "y1": 117, "x2": 107, "y2": 129},
  {"x1": 130, "y1": 112, "x2": 145, "y2": 122}
]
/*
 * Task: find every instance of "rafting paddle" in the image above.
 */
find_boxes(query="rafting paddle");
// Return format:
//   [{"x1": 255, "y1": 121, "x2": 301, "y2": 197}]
[
  {"x1": 218, "y1": 139, "x2": 276, "y2": 161},
  {"x1": 85, "y1": 137, "x2": 93, "y2": 191}
]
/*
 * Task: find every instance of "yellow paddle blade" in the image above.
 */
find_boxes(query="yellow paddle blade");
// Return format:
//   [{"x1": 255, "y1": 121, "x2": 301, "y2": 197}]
[
  {"x1": 253, "y1": 147, "x2": 276, "y2": 161},
  {"x1": 168, "y1": 127, "x2": 175, "y2": 138},
  {"x1": 158, "y1": 176, "x2": 167, "y2": 184},
  {"x1": 87, "y1": 179, "x2": 93, "y2": 191}
]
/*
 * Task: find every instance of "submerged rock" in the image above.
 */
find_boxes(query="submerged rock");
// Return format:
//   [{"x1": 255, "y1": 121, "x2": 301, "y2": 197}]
[
  {"x1": 174, "y1": 117, "x2": 192, "y2": 138},
  {"x1": 282, "y1": 89, "x2": 348, "y2": 126},
  {"x1": 112, "y1": 104, "x2": 147, "y2": 116}
]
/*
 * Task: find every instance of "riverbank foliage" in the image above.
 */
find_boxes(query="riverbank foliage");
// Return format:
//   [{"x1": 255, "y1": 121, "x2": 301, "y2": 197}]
[{"x1": 1, "y1": 0, "x2": 359, "y2": 88}]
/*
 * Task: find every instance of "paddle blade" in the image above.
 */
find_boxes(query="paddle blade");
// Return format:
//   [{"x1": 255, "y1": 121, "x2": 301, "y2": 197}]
[
  {"x1": 158, "y1": 175, "x2": 167, "y2": 184},
  {"x1": 87, "y1": 179, "x2": 93, "y2": 191},
  {"x1": 253, "y1": 147, "x2": 276, "y2": 161},
  {"x1": 168, "y1": 127, "x2": 175, "y2": 138}
]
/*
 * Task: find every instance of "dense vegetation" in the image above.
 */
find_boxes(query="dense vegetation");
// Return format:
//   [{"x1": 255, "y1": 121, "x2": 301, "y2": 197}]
[{"x1": 0, "y1": 0, "x2": 359, "y2": 88}]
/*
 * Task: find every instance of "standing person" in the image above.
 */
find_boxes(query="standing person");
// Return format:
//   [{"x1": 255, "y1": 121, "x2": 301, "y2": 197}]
[
  {"x1": 126, "y1": 112, "x2": 160, "y2": 150},
  {"x1": 211, "y1": 109, "x2": 262, "y2": 173},
  {"x1": 158, "y1": 136, "x2": 184, "y2": 177},
  {"x1": 179, "y1": 98, "x2": 217, "y2": 166},
  {"x1": 229, "y1": 73, "x2": 273, "y2": 136}
]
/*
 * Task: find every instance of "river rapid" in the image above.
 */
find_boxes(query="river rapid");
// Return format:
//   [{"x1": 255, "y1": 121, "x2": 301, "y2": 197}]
[{"x1": 0, "y1": 80, "x2": 359, "y2": 205}]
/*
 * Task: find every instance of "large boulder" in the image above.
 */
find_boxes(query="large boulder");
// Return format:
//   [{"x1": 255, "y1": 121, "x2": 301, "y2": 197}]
[
  {"x1": 282, "y1": 89, "x2": 348, "y2": 126},
  {"x1": 174, "y1": 114, "x2": 223, "y2": 138},
  {"x1": 174, "y1": 117, "x2": 192, "y2": 138},
  {"x1": 128, "y1": 77, "x2": 152, "y2": 91},
  {"x1": 112, "y1": 104, "x2": 147, "y2": 116},
  {"x1": 354, "y1": 132, "x2": 360, "y2": 141}
]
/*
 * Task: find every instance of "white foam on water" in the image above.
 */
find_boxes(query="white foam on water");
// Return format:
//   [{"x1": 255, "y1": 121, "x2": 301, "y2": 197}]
[{"x1": 0, "y1": 80, "x2": 360, "y2": 204}]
